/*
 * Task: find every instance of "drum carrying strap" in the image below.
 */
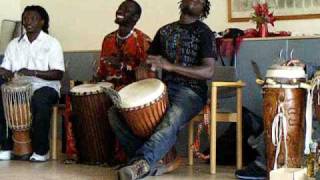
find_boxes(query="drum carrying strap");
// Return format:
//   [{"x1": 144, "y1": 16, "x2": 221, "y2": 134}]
[{"x1": 272, "y1": 102, "x2": 288, "y2": 170}]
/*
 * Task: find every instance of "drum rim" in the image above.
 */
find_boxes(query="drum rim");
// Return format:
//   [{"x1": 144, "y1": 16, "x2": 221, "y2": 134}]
[
  {"x1": 120, "y1": 90, "x2": 167, "y2": 111},
  {"x1": 70, "y1": 83, "x2": 114, "y2": 96},
  {"x1": 118, "y1": 78, "x2": 165, "y2": 108}
]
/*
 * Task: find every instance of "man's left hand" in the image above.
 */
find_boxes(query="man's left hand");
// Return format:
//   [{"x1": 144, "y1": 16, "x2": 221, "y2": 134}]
[
  {"x1": 18, "y1": 68, "x2": 35, "y2": 76},
  {"x1": 146, "y1": 55, "x2": 174, "y2": 72}
]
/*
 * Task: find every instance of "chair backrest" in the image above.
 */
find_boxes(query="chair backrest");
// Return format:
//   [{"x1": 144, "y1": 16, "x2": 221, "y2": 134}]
[
  {"x1": 0, "y1": 20, "x2": 23, "y2": 54},
  {"x1": 208, "y1": 65, "x2": 238, "y2": 99}
]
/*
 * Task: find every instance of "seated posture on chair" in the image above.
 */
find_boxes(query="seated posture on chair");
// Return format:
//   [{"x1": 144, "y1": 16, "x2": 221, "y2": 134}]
[
  {"x1": 109, "y1": 0, "x2": 216, "y2": 179},
  {"x1": 0, "y1": 5, "x2": 64, "y2": 162}
]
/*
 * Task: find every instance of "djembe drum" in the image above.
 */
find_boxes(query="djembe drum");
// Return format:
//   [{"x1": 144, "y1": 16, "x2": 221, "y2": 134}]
[
  {"x1": 263, "y1": 65, "x2": 307, "y2": 172},
  {"x1": 117, "y1": 78, "x2": 168, "y2": 138},
  {"x1": 1, "y1": 81, "x2": 32, "y2": 157},
  {"x1": 70, "y1": 82, "x2": 114, "y2": 164},
  {"x1": 106, "y1": 78, "x2": 178, "y2": 165}
]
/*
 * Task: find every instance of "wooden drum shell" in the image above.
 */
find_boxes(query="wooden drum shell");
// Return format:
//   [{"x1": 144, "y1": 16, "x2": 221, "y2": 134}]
[
  {"x1": 120, "y1": 91, "x2": 168, "y2": 139},
  {"x1": 263, "y1": 87, "x2": 305, "y2": 173}
]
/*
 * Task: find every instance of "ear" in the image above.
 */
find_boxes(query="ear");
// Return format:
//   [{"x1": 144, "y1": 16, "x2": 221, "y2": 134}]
[
  {"x1": 39, "y1": 19, "x2": 45, "y2": 27},
  {"x1": 132, "y1": 14, "x2": 140, "y2": 23}
]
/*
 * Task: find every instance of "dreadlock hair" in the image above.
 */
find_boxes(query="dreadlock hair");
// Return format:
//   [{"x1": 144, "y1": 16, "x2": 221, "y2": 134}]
[
  {"x1": 202, "y1": 0, "x2": 211, "y2": 19},
  {"x1": 126, "y1": 0, "x2": 142, "y2": 19},
  {"x1": 22, "y1": 5, "x2": 50, "y2": 34},
  {"x1": 179, "y1": 0, "x2": 211, "y2": 20}
]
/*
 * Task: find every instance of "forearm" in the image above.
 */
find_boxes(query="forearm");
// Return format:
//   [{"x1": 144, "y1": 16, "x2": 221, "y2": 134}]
[
  {"x1": 170, "y1": 64, "x2": 214, "y2": 80},
  {"x1": 33, "y1": 70, "x2": 63, "y2": 80}
]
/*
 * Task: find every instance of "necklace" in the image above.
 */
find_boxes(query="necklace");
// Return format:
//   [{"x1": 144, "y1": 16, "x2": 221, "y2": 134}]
[{"x1": 117, "y1": 29, "x2": 134, "y2": 40}]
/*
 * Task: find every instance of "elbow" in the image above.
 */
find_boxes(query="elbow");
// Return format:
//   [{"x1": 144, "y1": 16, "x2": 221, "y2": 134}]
[{"x1": 204, "y1": 66, "x2": 214, "y2": 80}]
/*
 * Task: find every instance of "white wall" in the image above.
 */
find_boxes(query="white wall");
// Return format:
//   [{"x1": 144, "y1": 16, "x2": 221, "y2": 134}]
[
  {"x1": 209, "y1": 1, "x2": 320, "y2": 36},
  {"x1": 0, "y1": 0, "x2": 21, "y2": 31},
  {"x1": 14, "y1": 0, "x2": 320, "y2": 51}
]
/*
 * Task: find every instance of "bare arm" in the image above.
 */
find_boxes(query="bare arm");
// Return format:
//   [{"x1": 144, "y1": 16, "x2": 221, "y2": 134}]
[
  {"x1": 18, "y1": 68, "x2": 63, "y2": 81},
  {"x1": 147, "y1": 55, "x2": 215, "y2": 80},
  {"x1": 0, "y1": 67, "x2": 14, "y2": 80}
]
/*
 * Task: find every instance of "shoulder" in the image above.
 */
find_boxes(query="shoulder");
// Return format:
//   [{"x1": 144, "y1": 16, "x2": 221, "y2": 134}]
[
  {"x1": 133, "y1": 29, "x2": 151, "y2": 42},
  {"x1": 196, "y1": 21, "x2": 213, "y2": 34},
  {"x1": 104, "y1": 31, "x2": 117, "y2": 40},
  {"x1": 44, "y1": 33, "x2": 63, "y2": 49}
]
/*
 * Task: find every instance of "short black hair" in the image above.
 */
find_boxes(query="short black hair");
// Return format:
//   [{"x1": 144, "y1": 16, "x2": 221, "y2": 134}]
[
  {"x1": 22, "y1": 5, "x2": 50, "y2": 34},
  {"x1": 126, "y1": 0, "x2": 142, "y2": 19}
]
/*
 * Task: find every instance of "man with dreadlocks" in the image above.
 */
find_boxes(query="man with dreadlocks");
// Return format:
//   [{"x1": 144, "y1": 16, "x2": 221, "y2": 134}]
[
  {"x1": 0, "y1": 5, "x2": 64, "y2": 162},
  {"x1": 111, "y1": 0, "x2": 216, "y2": 179}
]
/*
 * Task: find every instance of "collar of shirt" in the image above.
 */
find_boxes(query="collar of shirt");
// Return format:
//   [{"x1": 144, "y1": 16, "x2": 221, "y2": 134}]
[{"x1": 21, "y1": 30, "x2": 47, "y2": 44}]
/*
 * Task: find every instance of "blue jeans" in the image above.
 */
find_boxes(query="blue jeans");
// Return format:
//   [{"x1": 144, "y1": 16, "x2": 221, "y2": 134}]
[{"x1": 108, "y1": 83, "x2": 205, "y2": 172}]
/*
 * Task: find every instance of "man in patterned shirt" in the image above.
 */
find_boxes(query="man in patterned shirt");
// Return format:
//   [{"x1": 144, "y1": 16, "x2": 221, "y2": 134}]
[
  {"x1": 97, "y1": 0, "x2": 153, "y2": 88},
  {"x1": 112, "y1": 0, "x2": 217, "y2": 179}
]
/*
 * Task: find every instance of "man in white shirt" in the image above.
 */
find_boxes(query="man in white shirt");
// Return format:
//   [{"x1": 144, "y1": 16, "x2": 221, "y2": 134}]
[{"x1": 0, "y1": 5, "x2": 64, "y2": 162}]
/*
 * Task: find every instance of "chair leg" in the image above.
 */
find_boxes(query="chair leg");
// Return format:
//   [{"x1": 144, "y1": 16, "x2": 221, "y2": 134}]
[
  {"x1": 51, "y1": 106, "x2": 58, "y2": 160},
  {"x1": 210, "y1": 86, "x2": 218, "y2": 174},
  {"x1": 236, "y1": 87, "x2": 243, "y2": 170},
  {"x1": 188, "y1": 119, "x2": 194, "y2": 165}
]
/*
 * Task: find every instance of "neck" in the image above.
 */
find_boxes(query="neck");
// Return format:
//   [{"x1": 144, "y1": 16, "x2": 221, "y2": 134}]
[
  {"x1": 118, "y1": 25, "x2": 134, "y2": 37},
  {"x1": 26, "y1": 31, "x2": 41, "y2": 43},
  {"x1": 179, "y1": 14, "x2": 199, "y2": 24}
]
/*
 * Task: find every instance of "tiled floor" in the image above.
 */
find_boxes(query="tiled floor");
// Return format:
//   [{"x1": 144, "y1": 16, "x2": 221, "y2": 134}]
[{"x1": 0, "y1": 158, "x2": 237, "y2": 180}]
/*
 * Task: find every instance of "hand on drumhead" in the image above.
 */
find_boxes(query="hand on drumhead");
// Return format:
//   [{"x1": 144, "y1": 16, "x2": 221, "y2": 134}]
[
  {"x1": 284, "y1": 59, "x2": 305, "y2": 68},
  {"x1": 0, "y1": 68, "x2": 14, "y2": 81},
  {"x1": 147, "y1": 55, "x2": 173, "y2": 72},
  {"x1": 101, "y1": 56, "x2": 122, "y2": 68}
]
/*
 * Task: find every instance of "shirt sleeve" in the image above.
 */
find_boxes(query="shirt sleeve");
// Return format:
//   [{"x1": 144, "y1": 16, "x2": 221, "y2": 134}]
[
  {"x1": 199, "y1": 29, "x2": 216, "y2": 59},
  {"x1": 147, "y1": 30, "x2": 162, "y2": 55},
  {"x1": 48, "y1": 39, "x2": 65, "y2": 72},
  {"x1": 1, "y1": 40, "x2": 15, "y2": 70}
]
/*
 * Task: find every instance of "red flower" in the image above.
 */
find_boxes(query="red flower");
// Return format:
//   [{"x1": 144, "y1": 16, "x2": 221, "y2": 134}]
[{"x1": 251, "y1": 3, "x2": 276, "y2": 26}]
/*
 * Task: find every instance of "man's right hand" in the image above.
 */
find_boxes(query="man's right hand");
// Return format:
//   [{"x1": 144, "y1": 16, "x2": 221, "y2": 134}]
[
  {"x1": 0, "y1": 68, "x2": 13, "y2": 81},
  {"x1": 101, "y1": 56, "x2": 122, "y2": 68}
]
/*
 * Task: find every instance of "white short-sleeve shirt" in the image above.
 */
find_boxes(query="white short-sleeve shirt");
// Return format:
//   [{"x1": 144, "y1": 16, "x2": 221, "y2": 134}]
[{"x1": 1, "y1": 31, "x2": 65, "y2": 94}]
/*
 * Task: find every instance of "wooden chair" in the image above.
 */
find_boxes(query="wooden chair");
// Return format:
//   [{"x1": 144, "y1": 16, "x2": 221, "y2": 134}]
[{"x1": 188, "y1": 66, "x2": 245, "y2": 174}]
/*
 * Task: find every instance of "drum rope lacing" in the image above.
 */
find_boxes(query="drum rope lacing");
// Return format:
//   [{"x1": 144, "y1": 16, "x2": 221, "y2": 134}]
[
  {"x1": 264, "y1": 78, "x2": 314, "y2": 155},
  {"x1": 272, "y1": 102, "x2": 288, "y2": 170}
]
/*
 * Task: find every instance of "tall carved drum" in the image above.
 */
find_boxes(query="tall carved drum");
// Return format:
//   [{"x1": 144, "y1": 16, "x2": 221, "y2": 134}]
[
  {"x1": 263, "y1": 65, "x2": 307, "y2": 172},
  {"x1": 1, "y1": 81, "x2": 33, "y2": 157},
  {"x1": 70, "y1": 82, "x2": 114, "y2": 164}
]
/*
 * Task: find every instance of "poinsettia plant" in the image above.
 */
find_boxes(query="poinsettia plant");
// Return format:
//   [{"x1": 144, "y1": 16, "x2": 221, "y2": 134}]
[{"x1": 251, "y1": 3, "x2": 276, "y2": 26}]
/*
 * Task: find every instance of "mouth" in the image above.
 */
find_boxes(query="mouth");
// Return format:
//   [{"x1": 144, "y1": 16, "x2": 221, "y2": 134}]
[
  {"x1": 25, "y1": 25, "x2": 33, "y2": 30},
  {"x1": 116, "y1": 14, "x2": 124, "y2": 19}
]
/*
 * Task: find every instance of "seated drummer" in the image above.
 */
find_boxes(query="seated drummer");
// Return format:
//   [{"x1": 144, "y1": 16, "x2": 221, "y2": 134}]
[
  {"x1": 109, "y1": 0, "x2": 216, "y2": 179},
  {"x1": 96, "y1": 0, "x2": 153, "y2": 88},
  {"x1": 0, "y1": 5, "x2": 64, "y2": 162},
  {"x1": 235, "y1": 59, "x2": 320, "y2": 180}
]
